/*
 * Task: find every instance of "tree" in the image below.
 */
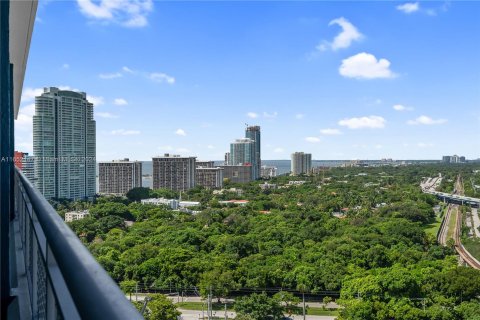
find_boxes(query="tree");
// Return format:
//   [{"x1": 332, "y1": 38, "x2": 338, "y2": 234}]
[
  {"x1": 234, "y1": 292, "x2": 284, "y2": 320},
  {"x1": 120, "y1": 279, "x2": 138, "y2": 301},
  {"x1": 145, "y1": 294, "x2": 181, "y2": 320},
  {"x1": 273, "y1": 291, "x2": 301, "y2": 316},
  {"x1": 126, "y1": 187, "x2": 152, "y2": 202},
  {"x1": 323, "y1": 296, "x2": 333, "y2": 309},
  {"x1": 90, "y1": 202, "x2": 132, "y2": 220},
  {"x1": 199, "y1": 268, "x2": 237, "y2": 302},
  {"x1": 96, "y1": 215, "x2": 125, "y2": 234}
]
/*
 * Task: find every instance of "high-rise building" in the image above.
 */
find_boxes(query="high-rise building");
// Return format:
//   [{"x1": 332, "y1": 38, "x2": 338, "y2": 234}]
[
  {"x1": 442, "y1": 155, "x2": 466, "y2": 163},
  {"x1": 152, "y1": 154, "x2": 196, "y2": 191},
  {"x1": 291, "y1": 152, "x2": 312, "y2": 176},
  {"x1": 229, "y1": 138, "x2": 256, "y2": 177},
  {"x1": 99, "y1": 159, "x2": 142, "y2": 195},
  {"x1": 14, "y1": 151, "x2": 35, "y2": 182},
  {"x1": 14, "y1": 151, "x2": 24, "y2": 169},
  {"x1": 221, "y1": 164, "x2": 253, "y2": 184},
  {"x1": 22, "y1": 154, "x2": 35, "y2": 182},
  {"x1": 245, "y1": 125, "x2": 261, "y2": 180},
  {"x1": 196, "y1": 161, "x2": 215, "y2": 168},
  {"x1": 196, "y1": 167, "x2": 224, "y2": 189},
  {"x1": 224, "y1": 152, "x2": 230, "y2": 165},
  {"x1": 33, "y1": 87, "x2": 96, "y2": 200}
]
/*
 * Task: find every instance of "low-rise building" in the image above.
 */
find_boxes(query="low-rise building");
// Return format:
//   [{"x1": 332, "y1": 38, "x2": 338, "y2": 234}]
[
  {"x1": 65, "y1": 210, "x2": 89, "y2": 222},
  {"x1": 219, "y1": 200, "x2": 249, "y2": 206},
  {"x1": 141, "y1": 198, "x2": 179, "y2": 209},
  {"x1": 213, "y1": 188, "x2": 244, "y2": 196},
  {"x1": 259, "y1": 182, "x2": 277, "y2": 190},
  {"x1": 260, "y1": 165, "x2": 277, "y2": 178},
  {"x1": 141, "y1": 198, "x2": 201, "y2": 210},
  {"x1": 288, "y1": 180, "x2": 306, "y2": 186}
]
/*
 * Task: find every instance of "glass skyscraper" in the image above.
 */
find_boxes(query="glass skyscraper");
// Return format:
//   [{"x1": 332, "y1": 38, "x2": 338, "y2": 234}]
[
  {"x1": 33, "y1": 87, "x2": 96, "y2": 199},
  {"x1": 245, "y1": 125, "x2": 261, "y2": 179}
]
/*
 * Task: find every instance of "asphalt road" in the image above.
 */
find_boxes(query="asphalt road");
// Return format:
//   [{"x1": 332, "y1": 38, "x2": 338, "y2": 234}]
[{"x1": 177, "y1": 308, "x2": 337, "y2": 320}]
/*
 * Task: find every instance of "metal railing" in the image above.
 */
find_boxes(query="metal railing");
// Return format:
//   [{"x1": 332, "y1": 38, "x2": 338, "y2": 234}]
[{"x1": 14, "y1": 168, "x2": 143, "y2": 319}]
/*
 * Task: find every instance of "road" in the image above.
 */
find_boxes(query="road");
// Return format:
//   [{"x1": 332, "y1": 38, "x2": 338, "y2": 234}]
[
  {"x1": 471, "y1": 208, "x2": 480, "y2": 238},
  {"x1": 438, "y1": 205, "x2": 454, "y2": 245},
  {"x1": 177, "y1": 309, "x2": 337, "y2": 320},
  {"x1": 129, "y1": 295, "x2": 338, "y2": 319}
]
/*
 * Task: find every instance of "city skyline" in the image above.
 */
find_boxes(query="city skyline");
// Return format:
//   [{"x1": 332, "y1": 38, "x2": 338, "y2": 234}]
[{"x1": 14, "y1": 1, "x2": 480, "y2": 161}]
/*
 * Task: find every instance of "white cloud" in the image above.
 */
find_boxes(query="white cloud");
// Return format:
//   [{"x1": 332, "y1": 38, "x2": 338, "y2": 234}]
[
  {"x1": 96, "y1": 112, "x2": 118, "y2": 119},
  {"x1": 149, "y1": 72, "x2": 175, "y2": 84},
  {"x1": 58, "y1": 85, "x2": 79, "y2": 91},
  {"x1": 295, "y1": 113, "x2": 304, "y2": 119},
  {"x1": 175, "y1": 128, "x2": 187, "y2": 136},
  {"x1": 99, "y1": 72, "x2": 123, "y2": 79},
  {"x1": 122, "y1": 66, "x2": 134, "y2": 73},
  {"x1": 396, "y1": 2, "x2": 420, "y2": 14},
  {"x1": 247, "y1": 112, "x2": 258, "y2": 119},
  {"x1": 393, "y1": 104, "x2": 414, "y2": 111},
  {"x1": 76, "y1": 0, "x2": 153, "y2": 28},
  {"x1": 274, "y1": 147, "x2": 285, "y2": 153},
  {"x1": 102, "y1": 67, "x2": 175, "y2": 85},
  {"x1": 318, "y1": 17, "x2": 363, "y2": 51},
  {"x1": 338, "y1": 115, "x2": 386, "y2": 129},
  {"x1": 114, "y1": 98, "x2": 128, "y2": 106},
  {"x1": 339, "y1": 52, "x2": 397, "y2": 79},
  {"x1": 15, "y1": 103, "x2": 35, "y2": 131},
  {"x1": 320, "y1": 128, "x2": 342, "y2": 135},
  {"x1": 375, "y1": 144, "x2": 383, "y2": 149},
  {"x1": 111, "y1": 129, "x2": 140, "y2": 135},
  {"x1": 305, "y1": 136, "x2": 321, "y2": 143},
  {"x1": 263, "y1": 111, "x2": 278, "y2": 119},
  {"x1": 407, "y1": 115, "x2": 447, "y2": 125},
  {"x1": 62, "y1": 63, "x2": 70, "y2": 70},
  {"x1": 207, "y1": 145, "x2": 215, "y2": 149},
  {"x1": 21, "y1": 87, "x2": 43, "y2": 103},
  {"x1": 87, "y1": 95, "x2": 104, "y2": 106}
]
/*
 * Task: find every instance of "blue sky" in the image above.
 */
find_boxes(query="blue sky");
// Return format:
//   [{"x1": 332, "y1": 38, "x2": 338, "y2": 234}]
[{"x1": 15, "y1": 0, "x2": 480, "y2": 161}]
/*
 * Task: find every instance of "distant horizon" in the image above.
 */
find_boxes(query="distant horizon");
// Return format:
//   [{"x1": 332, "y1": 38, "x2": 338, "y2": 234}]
[{"x1": 95, "y1": 158, "x2": 460, "y2": 162}]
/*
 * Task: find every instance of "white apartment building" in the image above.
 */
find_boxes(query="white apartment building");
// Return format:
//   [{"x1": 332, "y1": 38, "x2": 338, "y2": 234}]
[{"x1": 33, "y1": 87, "x2": 96, "y2": 200}]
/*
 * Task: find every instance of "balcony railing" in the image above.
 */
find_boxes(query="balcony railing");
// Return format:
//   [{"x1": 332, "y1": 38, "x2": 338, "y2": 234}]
[{"x1": 12, "y1": 168, "x2": 142, "y2": 319}]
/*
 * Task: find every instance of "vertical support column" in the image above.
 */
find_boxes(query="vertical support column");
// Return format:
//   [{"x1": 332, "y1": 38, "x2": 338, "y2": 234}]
[{"x1": 0, "y1": 0, "x2": 13, "y2": 316}]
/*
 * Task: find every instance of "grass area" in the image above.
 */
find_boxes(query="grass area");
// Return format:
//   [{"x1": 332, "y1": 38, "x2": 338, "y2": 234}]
[
  {"x1": 463, "y1": 238, "x2": 480, "y2": 262},
  {"x1": 175, "y1": 302, "x2": 340, "y2": 317},
  {"x1": 307, "y1": 308, "x2": 340, "y2": 316},
  {"x1": 424, "y1": 215, "x2": 443, "y2": 237},
  {"x1": 446, "y1": 208, "x2": 458, "y2": 241}
]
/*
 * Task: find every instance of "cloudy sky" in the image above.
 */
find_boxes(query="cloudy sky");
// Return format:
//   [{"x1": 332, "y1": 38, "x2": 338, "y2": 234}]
[{"x1": 15, "y1": 1, "x2": 480, "y2": 161}]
